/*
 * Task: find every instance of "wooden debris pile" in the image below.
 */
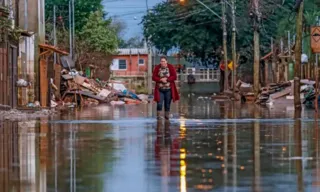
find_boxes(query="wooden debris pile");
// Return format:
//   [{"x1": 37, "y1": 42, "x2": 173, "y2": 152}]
[
  {"x1": 53, "y1": 69, "x2": 150, "y2": 108},
  {"x1": 255, "y1": 81, "x2": 292, "y2": 105}
]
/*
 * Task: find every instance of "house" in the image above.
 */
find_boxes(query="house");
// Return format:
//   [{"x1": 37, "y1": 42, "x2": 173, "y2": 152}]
[
  {"x1": 111, "y1": 48, "x2": 148, "y2": 77},
  {"x1": 0, "y1": 0, "x2": 45, "y2": 108}
]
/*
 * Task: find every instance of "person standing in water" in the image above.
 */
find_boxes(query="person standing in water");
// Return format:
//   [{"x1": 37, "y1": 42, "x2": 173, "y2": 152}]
[{"x1": 152, "y1": 56, "x2": 180, "y2": 120}]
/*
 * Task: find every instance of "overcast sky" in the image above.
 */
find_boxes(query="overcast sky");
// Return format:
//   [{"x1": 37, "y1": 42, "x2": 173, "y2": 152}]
[{"x1": 103, "y1": 0, "x2": 162, "y2": 39}]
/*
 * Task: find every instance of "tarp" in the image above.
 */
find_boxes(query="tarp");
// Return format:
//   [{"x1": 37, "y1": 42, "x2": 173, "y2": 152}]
[
  {"x1": 109, "y1": 83, "x2": 127, "y2": 92},
  {"x1": 60, "y1": 56, "x2": 75, "y2": 69}
]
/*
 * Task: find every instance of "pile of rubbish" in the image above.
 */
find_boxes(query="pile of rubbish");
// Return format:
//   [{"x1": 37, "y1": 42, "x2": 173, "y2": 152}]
[
  {"x1": 233, "y1": 79, "x2": 318, "y2": 106},
  {"x1": 256, "y1": 81, "x2": 292, "y2": 105},
  {"x1": 302, "y1": 83, "x2": 320, "y2": 108},
  {"x1": 54, "y1": 68, "x2": 150, "y2": 107},
  {"x1": 254, "y1": 79, "x2": 317, "y2": 106}
]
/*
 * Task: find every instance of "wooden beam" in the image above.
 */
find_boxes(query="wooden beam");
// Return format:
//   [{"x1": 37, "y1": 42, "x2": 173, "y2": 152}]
[
  {"x1": 40, "y1": 59, "x2": 48, "y2": 107},
  {"x1": 39, "y1": 50, "x2": 52, "y2": 57}
]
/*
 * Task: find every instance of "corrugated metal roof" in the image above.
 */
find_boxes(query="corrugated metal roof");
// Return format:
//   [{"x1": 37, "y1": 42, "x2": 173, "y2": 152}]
[{"x1": 116, "y1": 48, "x2": 148, "y2": 55}]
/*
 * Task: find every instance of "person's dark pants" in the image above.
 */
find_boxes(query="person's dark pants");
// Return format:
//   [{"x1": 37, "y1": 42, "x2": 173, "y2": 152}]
[
  {"x1": 188, "y1": 83, "x2": 193, "y2": 93},
  {"x1": 220, "y1": 70, "x2": 225, "y2": 92},
  {"x1": 157, "y1": 89, "x2": 172, "y2": 112}
]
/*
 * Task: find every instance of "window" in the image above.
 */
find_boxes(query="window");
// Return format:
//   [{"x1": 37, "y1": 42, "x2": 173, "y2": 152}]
[
  {"x1": 119, "y1": 59, "x2": 127, "y2": 70},
  {"x1": 138, "y1": 59, "x2": 144, "y2": 65}
]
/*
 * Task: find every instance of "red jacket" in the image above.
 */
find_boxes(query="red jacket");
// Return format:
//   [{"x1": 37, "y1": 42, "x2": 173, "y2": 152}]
[{"x1": 152, "y1": 64, "x2": 180, "y2": 102}]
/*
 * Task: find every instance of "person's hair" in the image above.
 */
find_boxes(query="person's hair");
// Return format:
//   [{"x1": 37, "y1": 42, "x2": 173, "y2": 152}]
[{"x1": 160, "y1": 56, "x2": 167, "y2": 61}]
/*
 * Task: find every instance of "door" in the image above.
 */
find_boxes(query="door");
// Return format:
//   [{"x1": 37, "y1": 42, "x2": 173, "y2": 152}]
[{"x1": 0, "y1": 42, "x2": 9, "y2": 106}]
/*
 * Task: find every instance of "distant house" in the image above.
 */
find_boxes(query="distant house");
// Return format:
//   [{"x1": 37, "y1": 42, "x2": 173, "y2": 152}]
[{"x1": 111, "y1": 48, "x2": 148, "y2": 77}]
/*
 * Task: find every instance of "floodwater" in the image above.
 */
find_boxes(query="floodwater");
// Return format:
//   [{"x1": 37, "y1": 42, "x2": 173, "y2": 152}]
[{"x1": 1, "y1": 96, "x2": 320, "y2": 192}]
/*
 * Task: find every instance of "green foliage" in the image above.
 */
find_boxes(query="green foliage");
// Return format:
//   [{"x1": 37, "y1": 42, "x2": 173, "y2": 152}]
[
  {"x1": 45, "y1": 0, "x2": 104, "y2": 31},
  {"x1": 45, "y1": 1, "x2": 119, "y2": 70},
  {"x1": 142, "y1": 0, "x2": 319, "y2": 70},
  {"x1": 119, "y1": 36, "x2": 145, "y2": 48},
  {"x1": 79, "y1": 10, "x2": 118, "y2": 54},
  {"x1": 142, "y1": 1, "x2": 221, "y2": 58},
  {"x1": 0, "y1": 6, "x2": 23, "y2": 43}
]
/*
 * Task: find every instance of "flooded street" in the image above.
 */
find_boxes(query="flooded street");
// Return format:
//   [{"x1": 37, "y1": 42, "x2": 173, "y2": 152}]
[{"x1": 1, "y1": 96, "x2": 320, "y2": 192}]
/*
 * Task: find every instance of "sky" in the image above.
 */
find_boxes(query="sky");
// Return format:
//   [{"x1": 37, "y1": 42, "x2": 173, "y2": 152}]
[{"x1": 103, "y1": 0, "x2": 163, "y2": 40}]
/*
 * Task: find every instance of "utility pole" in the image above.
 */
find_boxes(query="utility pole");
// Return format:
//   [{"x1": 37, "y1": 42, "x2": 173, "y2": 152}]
[
  {"x1": 315, "y1": 16, "x2": 319, "y2": 112},
  {"x1": 146, "y1": 0, "x2": 152, "y2": 95},
  {"x1": 72, "y1": 0, "x2": 75, "y2": 61},
  {"x1": 24, "y1": 0, "x2": 28, "y2": 68},
  {"x1": 69, "y1": 0, "x2": 72, "y2": 58},
  {"x1": 287, "y1": 31, "x2": 291, "y2": 81},
  {"x1": 253, "y1": 0, "x2": 261, "y2": 97},
  {"x1": 231, "y1": 0, "x2": 237, "y2": 95},
  {"x1": 23, "y1": 0, "x2": 28, "y2": 104},
  {"x1": 294, "y1": 0, "x2": 304, "y2": 110},
  {"x1": 222, "y1": 0, "x2": 228, "y2": 91},
  {"x1": 53, "y1": 5, "x2": 57, "y2": 64}
]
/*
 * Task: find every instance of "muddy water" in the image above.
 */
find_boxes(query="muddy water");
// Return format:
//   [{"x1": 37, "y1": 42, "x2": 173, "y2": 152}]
[{"x1": 0, "y1": 98, "x2": 320, "y2": 192}]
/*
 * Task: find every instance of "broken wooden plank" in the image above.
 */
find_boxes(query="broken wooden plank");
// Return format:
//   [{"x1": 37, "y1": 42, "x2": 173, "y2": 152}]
[{"x1": 270, "y1": 87, "x2": 292, "y2": 99}]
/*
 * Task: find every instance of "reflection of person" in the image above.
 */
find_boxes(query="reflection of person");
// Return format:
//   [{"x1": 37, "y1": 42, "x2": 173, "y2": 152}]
[
  {"x1": 152, "y1": 56, "x2": 180, "y2": 120},
  {"x1": 155, "y1": 121, "x2": 171, "y2": 177},
  {"x1": 155, "y1": 121, "x2": 180, "y2": 177}
]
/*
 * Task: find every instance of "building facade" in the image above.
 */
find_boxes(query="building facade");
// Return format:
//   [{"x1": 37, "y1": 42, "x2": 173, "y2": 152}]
[
  {"x1": 0, "y1": 0, "x2": 45, "y2": 108},
  {"x1": 111, "y1": 48, "x2": 149, "y2": 77}
]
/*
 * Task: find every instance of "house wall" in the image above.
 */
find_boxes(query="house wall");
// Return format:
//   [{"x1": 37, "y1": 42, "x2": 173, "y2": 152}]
[
  {"x1": 18, "y1": 0, "x2": 45, "y2": 36},
  {"x1": 111, "y1": 54, "x2": 148, "y2": 75},
  {"x1": 18, "y1": 35, "x2": 35, "y2": 106}
]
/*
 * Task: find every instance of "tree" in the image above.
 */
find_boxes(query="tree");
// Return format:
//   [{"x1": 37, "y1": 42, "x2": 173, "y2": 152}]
[
  {"x1": 119, "y1": 36, "x2": 145, "y2": 48},
  {"x1": 45, "y1": 0, "x2": 104, "y2": 31},
  {"x1": 79, "y1": 11, "x2": 118, "y2": 54},
  {"x1": 142, "y1": 0, "x2": 319, "y2": 79},
  {"x1": 45, "y1": 4, "x2": 119, "y2": 71},
  {"x1": 110, "y1": 16, "x2": 127, "y2": 38},
  {"x1": 75, "y1": 10, "x2": 118, "y2": 70},
  {"x1": 142, "y1": 1, "x2": 222, "y2": 58}
]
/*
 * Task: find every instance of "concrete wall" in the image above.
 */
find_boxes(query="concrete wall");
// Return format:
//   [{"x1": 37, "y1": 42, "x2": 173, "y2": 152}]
[
  {"x1": 18, "y1": 0, "x2": 43, "y2": 33},
  {"x1": 18, "y1": 0, "x2": 45, "y2": 105},
  {"x1": 18, "y1": 35, "x2": 35, "y2": 105}
]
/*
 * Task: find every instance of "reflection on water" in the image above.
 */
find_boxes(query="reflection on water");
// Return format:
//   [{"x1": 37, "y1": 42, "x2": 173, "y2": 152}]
[{"x1": 1, "y1": 100, "x2": 320, "y2": 191}]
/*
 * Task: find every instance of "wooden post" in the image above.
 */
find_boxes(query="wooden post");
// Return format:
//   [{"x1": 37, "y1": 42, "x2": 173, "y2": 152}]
[
  {"x1": 222, "y1": 0, "x2": 228, "y2": 91},
  {"x1": 264, "y1": 60, "x2": 268, "y2": 85},
  {"x1": 253, "y1": 0, "x2": 261, "y2": 97},
  {"x1": 316, "y1": 54, "x2": 319, "y2": 112},
  {"x1": 40, "y1": 59, "x2": 48, "y2": 107},
  {"x1": 231, "y1": 0, "x2": 237, "y2": 96},
  {"x1": 54, "y1": 63, "x2": 61, "y2": 97},
  {"x1": 271, "y1": 38, "x2": 276, "y2": 83},
  {"x1": 284, "y1": 61, "x2": 288, "y2": 81},
  {"x1": 294, "y1": 0, "x2": 304, "y2": 110}
]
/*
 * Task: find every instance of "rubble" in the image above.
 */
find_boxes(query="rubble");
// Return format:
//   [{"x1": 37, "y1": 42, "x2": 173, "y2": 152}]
[
  {"x1": 254, "y1": 79, "x2": 317, "y2": 106},
  {"x1": 54, "y1": 67, "x2": 150, "y2": 108},
  {"x1": 256, "y1": 81, "x2": 292, "y2": 105},
  {"x1": 19, "y1": 63, "x2": 150, "y2": 109},
  {"x1": 213, "y1": 79, "x2": 317, "y2": 106}
]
